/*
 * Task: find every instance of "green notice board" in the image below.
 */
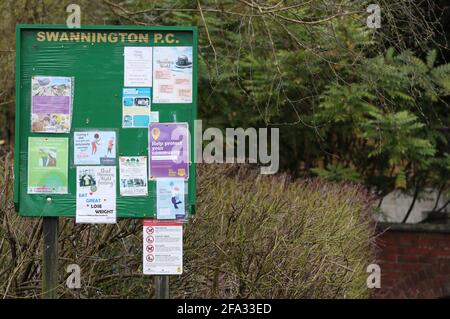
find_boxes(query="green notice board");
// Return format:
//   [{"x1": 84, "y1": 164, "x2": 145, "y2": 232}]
[{"x1": 14, "y1": 25, "x2": 197, "y2": 218}]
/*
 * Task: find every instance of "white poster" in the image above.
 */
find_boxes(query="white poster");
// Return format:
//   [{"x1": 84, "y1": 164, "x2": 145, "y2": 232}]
[
  {"x1": 124, "y1": 47, "x2": 153, "y2": 87},
  {"x1": 76, "y1": 166, "x2": 116, "y2": 224},
  {"x1": 119, "y1": 156, "x2": 148, "y2": 196},
  {"x1": 156, "y1": 179, "x2": 185, "y2": 220},
  {"x1": 74, "y1": 131, "x2": 116, "y2": 165},
  {"x1": 153, "y1": 47, "x2": 193, "y2": 103},
  {"x1": 143, "y1": 220, "x2": 183, "y2": 275}
]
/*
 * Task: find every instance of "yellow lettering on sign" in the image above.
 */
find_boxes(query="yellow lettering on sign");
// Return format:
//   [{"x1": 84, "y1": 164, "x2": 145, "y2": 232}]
[
  {"x1": 36, "y1": 31, "x2": 45, "y2": 42},
  {"x1": 46, "y1": 32, "x2": 59, "y2": 41},
  {"x1": 35, "y1": 31, "x2": 165, "y2": 44},
  {"x1": 108, "y1": 33, "x2": 118, "y2": 43},
  {"x1": 165, "y1": 33, "x2": 175, "y2": 43},
  {"x1": 118, "y1": 33, "x2": 128, "y2": 42},
  {"x1": 97, "y1": 33, "x2": 107, "y2": 43},
  {"x1": 59, "y1": 32, "x2": 69, "y2": 41},
  {"x1": 81, "y1": 32, "x2": 91, "y2": 42},
  {"x1": 154, "y1": 33, "x2": 163, "y2": 43},
  {"x1": 128, "y1": 33, "x2": 138, "y2": 43},
  {"x1": 139, "y1": 33, "x2": 149, "y2": 43},
  {"x1": 69, "y1": 32, "x2": 80, "y2": 42}
]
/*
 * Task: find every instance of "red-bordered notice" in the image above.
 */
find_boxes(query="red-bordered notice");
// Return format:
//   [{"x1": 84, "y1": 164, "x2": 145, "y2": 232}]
[{"x1": 143, "y1": 219, "x2": 183, "y2": 275}]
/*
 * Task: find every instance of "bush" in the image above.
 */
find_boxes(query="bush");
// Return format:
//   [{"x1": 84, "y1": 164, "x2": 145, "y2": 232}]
[
  {"x1": 0, "y1": 154, "x2": 376, "y2": 298},
  {"x1": 176, "y1": 164, "x2": 376, "y2": 298}
]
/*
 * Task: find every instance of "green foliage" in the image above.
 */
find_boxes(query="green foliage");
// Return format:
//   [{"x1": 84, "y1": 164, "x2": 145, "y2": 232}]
[
  {"x1": 313, "y1": 48, "x2": 450, "y2": 195},
  {"x1": 431, "y1": 63, "x2": 450, "y2": 92},
  {"x1": 362, "y1": 111, "x2": 436, "y2": 166},
  {"x1": 395, "y1": 169, "x2": 407, "y2": 189}
]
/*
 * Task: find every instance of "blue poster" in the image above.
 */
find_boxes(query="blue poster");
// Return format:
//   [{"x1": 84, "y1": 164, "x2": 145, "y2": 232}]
[
  {"x1": 122, "y1": 87, "x2": 151, "y2": 128},
  {"x1": 156, "y1": 179, "x2": 185, "y2": 219}
]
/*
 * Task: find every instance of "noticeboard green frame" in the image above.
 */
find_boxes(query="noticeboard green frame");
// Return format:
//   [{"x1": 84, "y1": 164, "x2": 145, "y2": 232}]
[{"x1": 14, "y1": 24, "x2": 197, "y2": 218}]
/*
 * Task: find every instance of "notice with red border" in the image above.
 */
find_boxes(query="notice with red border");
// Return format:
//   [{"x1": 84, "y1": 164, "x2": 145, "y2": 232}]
[{"x1": 143, "y1": 219, "x2": 183, "y2": 275}]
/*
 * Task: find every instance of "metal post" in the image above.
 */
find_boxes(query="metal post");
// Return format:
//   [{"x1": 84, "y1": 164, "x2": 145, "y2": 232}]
[
  {"x1": 154, "y1": 275, "x2": 169, "y2": 299},
  {"x1": 42, "y1": 217, "x2": 58, "y2": 299}
]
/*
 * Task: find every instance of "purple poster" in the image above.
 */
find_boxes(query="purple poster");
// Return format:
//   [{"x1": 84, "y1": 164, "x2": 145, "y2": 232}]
[
  {"x1": 149, "y1": 123, "x2": 189, "y2": 179},
  {"x1": 31, "y1": 76, "x2": 72, "y2": 133}
]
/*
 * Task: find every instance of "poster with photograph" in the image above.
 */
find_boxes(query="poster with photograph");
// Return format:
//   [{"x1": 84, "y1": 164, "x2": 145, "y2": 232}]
[
  {"x1": 31, "y1": 76, "x2": 73, "y2": 133},
  {"x1": 143, "y1": 220, "x2": 183, "y2": 275},
  {"x1": 148, "y1": 123, "x2": 189, "y2": 179},
  {"x1": 153, "y1": 47, "x2": 193, "y2": 103},
  {"x1": 122, "y1": 88, "x2": 151, "y2": 128},
  {"x1": 27, "y1": 137, "x2": 68, "y2": 194},
  {"x1": 74, "y1": 131, "x2": 116, "y2": 165},
  {"x1": 124, "y1": 47, "x2": 152, "y2": 87},
  {"x1": 119, "y1": 156, "x2": 148, "y2": 196},
  {"x1": 156, "y1": 179, "x2": 185, "y2": 220},
  {"x1": 76, "y1": 166, "x2": 116, "y2": 224}
]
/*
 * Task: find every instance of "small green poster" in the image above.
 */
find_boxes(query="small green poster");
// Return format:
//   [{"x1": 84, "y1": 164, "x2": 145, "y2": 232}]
[{"x1": 27, "y1": 137, "x2": 68, "y2": 194}]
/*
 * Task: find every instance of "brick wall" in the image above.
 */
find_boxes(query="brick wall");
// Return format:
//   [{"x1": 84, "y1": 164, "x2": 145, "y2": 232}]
[{"x1": 373, "y1": 224, "x2": 450, "y2": 298}]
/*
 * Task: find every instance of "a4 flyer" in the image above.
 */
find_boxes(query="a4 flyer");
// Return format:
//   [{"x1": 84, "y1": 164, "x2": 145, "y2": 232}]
[
  {"x1": 148, "y1": 122, "x2": 189, "y2": 180},
  {"x1": 119, "y1": 156, "x2": 148, "y2": 196},
  {"x1": 27, "y1": 137, "x2": 69, "y2": 194},
  {"x1": 27, "y1": 44, "x2": 192, "y2": 275},
  {"x1": 31, "y1": 76, "x2": 73, "y2": 133},
  {"x1": 143, "y1": 220, "x2": 183, "y2": 275},
  {"x1": 76, "y1": 166, "x2": 116, "y2": 224}
]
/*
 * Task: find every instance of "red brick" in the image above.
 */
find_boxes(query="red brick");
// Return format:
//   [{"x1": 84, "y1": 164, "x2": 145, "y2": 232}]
[
  {"x1": 418, "y1": 237, "x2": 447, "y2": 247},
  {"x1": 381, "y1": 244, "x2": 401, "y2": 252},
  {"x1": 373, "y1": 230, "x2": 450, "y2": 299},
  {"x1": 380, "y1": 278, "x2": 396, "y2": 288},
  {"x1": 395, "y1": 262, "x2": 422, "y2": 272},
  {"x1": 399, "y1": 247, "x2": 433, "y2": 256},
  {"x1": 378, "y1": 251, "x2": 399, "y2": 260},
  {"x1": 398, "y1": 237, "x2": 419, "y2": 247},
  {"x1": 430, "y1": 249, "x2": 450, "y2": 257},
  {"x1": 398, "y1": 254, "x2": 419, "y2": 263}
]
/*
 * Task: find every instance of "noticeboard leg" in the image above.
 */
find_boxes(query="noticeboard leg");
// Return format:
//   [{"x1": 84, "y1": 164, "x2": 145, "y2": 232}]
[
  {"x1": 154, "y1": 275, "x2": 169, "y2": 299},
  {"x1": 42, "y1": 217, "x2": 58, "y2": 299}
]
